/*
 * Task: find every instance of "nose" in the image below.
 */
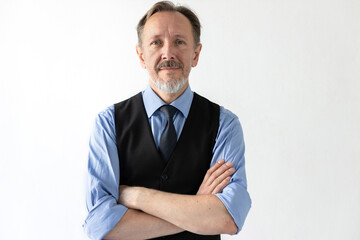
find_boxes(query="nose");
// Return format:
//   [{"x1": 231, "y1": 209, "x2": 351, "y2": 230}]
[{"x1": 161, "y1": 41, "x2": 175, "y2": 60}]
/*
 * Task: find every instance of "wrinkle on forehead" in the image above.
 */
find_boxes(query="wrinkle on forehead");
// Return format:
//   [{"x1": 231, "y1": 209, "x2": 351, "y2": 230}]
[{"x1": 143, "y1": 11, "x2": 193, "y2": 42}]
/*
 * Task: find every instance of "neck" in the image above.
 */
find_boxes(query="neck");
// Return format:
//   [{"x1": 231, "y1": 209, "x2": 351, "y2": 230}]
[{"x1": 149, "y1": 81, "x2": 188, "y2": 104}]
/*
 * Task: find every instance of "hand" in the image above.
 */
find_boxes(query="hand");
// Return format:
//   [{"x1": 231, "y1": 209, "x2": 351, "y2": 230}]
[
  {"x1": 118, "y1": 185, "x2": 140, "y2": 209},
  {"x1": 196, "y1": 159, "x2": 235, "y2": 195}
]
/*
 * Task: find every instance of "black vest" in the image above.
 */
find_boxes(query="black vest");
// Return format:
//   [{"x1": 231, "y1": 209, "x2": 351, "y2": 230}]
[{"x1": 114, "y1": 92, "x2": 220, "y2": 240}]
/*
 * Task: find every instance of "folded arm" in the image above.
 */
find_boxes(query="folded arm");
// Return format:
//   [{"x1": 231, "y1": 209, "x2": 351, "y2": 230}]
[
  {"x1": 109, "y1": 108, "x2": 252, "y2": 238},
  {"x1": 119, "y1": 188, "x2": 237, "y2": 235},
  {"x1": 104, "y1": 159, "x2": 236, "y2": 239},
  {"x1": 85, "y1": 106, "x2": 251, "y2": 239}
]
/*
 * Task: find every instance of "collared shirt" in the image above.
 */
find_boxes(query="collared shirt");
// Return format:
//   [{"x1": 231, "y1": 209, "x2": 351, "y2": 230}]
[
  {"x1": 83, "y1": 85, "x2": 251, "y2": 240},
  {"x1": 143, "y1": 84, "x2": 193, "y2": 145}
]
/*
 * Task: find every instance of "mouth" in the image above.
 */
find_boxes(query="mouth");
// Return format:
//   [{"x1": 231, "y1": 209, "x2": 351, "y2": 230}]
[{"x1": 159, "y1": 67, "x2": 180, "y2": 71}]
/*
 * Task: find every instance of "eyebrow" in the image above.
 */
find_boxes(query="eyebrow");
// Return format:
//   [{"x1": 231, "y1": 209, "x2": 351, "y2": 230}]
[
  {"x1": 148, "y1": 34, "x2": 189, "y2": 40},
  {"x1": 173, "y1": 34, "x2": 188, "y2": 39}
]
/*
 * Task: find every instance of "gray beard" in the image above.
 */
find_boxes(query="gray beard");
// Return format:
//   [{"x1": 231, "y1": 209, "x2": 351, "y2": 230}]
[{"x1": 151, "y1": 76, "x2": 188, "y2": 94}]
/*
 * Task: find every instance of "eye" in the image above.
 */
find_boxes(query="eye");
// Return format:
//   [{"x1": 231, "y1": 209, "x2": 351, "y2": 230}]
[
  {"x1": 151, "y1": 40, "x2": 161, "y2": 45},
  {"x1": 176, "y1": 40, "x2": 185, "y2": 45}
]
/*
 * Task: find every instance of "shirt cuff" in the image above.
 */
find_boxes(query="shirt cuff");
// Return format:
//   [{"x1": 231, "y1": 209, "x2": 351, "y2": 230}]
[
  {"x1": 83, "y1": 197, "x2": 128, "y2": 240},
  {"x1": 215, "y1": 184, "x2": 251, "y2": 234}
]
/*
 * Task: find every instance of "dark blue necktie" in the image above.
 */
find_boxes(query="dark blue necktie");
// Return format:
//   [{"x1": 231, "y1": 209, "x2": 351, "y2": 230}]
[{"x1": 159, "y1": 105, "x2": 178, "y2": 163}]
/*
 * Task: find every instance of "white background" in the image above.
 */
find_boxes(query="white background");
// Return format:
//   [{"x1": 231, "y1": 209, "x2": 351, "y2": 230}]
[{"x1": 1, "y1": 0, "x2": 359, "y2": 239}]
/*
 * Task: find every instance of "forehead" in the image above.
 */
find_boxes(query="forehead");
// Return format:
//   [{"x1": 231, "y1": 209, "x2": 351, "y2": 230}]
[{"x1": 143, "y1": 11, "x2": 193, "y2": 39}]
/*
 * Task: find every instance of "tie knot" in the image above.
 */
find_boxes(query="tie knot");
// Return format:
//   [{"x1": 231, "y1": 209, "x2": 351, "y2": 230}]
[{"x1": 159, "y1": 105, "x2": 177, "y2": 119}]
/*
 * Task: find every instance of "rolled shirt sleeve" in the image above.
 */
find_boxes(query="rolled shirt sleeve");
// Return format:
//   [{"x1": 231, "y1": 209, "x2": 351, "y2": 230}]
[
  {"x1": 83, "y1": 106, "x2": 128, "y2": 240},
  {"x1": 213, "y1": 107, "x2": 251, "y2": 233}
]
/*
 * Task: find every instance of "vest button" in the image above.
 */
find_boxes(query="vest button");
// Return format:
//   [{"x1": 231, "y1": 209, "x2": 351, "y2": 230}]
[{"x1": 161, "y1": 174, "x2": 168, "y2": 181}]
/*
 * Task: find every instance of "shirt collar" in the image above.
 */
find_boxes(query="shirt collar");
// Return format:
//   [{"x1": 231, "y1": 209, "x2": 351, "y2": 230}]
[{"x1": 142, "y1": 84, "x2": 193, "y2": 119}]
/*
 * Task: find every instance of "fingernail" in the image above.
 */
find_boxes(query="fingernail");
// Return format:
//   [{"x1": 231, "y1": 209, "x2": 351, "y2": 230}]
[
  {"x1": 225, "y1": 161, "x2": 233, "y2": 167},
  {"x1": 218, "y1": 159, "x2": 225, "y2": 164}
]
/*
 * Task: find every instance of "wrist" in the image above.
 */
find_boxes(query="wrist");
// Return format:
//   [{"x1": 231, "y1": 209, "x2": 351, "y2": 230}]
[
  {"x1": 132, "y1": 186, "x2": 143, "y2": 209},
  {"x1": 118, "y1": 185, "x2": 144, "y2": 209},
  {"x1": 134, "y1": 187, "x2": 151, "y2": 210}
]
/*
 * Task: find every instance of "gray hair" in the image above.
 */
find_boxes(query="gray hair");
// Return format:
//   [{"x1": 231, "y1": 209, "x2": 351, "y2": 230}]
[{"x1": 137, "y1": 1, "x2": 201, "y2": 48}]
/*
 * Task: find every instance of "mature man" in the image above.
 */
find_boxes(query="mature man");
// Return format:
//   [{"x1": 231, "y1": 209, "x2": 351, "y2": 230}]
[{"x1": 84, "y1": 1, "x2": 251, "y2": 239}]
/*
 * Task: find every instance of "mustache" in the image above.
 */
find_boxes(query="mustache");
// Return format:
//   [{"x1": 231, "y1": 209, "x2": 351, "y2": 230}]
[{"x1": 156, "y1": 60, "x2": 183, "y2": 71}]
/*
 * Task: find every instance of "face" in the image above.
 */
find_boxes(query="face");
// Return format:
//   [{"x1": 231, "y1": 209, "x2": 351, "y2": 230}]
[{"x1": 136, "y1": 11, "x2": 202, "y2": 94}]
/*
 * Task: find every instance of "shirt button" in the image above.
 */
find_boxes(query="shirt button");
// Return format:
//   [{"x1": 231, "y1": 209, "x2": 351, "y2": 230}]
[{"x1": 161, "y1": 174, "x2": 168, "y2": 181}]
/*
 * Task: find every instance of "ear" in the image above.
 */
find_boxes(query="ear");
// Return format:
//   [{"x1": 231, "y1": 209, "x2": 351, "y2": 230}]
[
  {"x1": 191, "y1": 43, "x2": 202, "y2": 67},
  {"x1": 136, "y1": 45, "x2": 146, "y2": 69}
]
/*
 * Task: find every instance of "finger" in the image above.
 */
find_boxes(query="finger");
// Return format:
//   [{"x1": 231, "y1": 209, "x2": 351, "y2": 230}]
[
  {"x1": 209, "y1": 167, "x2": 235, "y2": 190},
  {"x1": 203, "y1": 167, "x2": 234, "y2": 195},
  {"x1": 203, "y1": 159, "x2": 225, "y2": 183},
  {"x1": 206, "y1": 161, "x2": 233, "y2": 185},
  {"x1": 212, "y1": 176, "x2": 231, "y2": 194}
]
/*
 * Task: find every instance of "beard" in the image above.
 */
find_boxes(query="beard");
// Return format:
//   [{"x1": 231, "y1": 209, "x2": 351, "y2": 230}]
[
  {"x1": 152, "y1": 60, "x2": 188, "y2": 94},
  {"x1": 151, "y1": 76, "x2": 188, "y2": 94}
]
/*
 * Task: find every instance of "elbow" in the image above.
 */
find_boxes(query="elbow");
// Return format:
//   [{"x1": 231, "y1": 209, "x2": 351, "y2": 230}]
[
  {"x1": 222, "y1": 218, "x2": 238, "y2": 235},
  {"x1": 210, "y1": 212, "x2": 237, "y2": 235},
  {"x1": 193, "y1": 215, "x2": 237, "y2": 235},
  {"x1": 228, "y1": 224, "x2": 238, "y2": 235}
]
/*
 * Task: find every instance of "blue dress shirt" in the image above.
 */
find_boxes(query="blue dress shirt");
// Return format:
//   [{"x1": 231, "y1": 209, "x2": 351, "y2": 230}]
[{"x1": 83, "y1": 85, "x2": 251, "y2": 240}]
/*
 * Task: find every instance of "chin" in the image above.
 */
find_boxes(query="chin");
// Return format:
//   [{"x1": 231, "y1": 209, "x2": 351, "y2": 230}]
[{"x1": 152, "y1": 76, "x2": 188, "y2": 94}]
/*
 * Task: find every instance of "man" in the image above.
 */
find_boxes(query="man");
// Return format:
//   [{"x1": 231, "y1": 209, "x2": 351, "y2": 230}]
[{"x1": 84, "y1": 1, "x2": 251, "y2": 239}]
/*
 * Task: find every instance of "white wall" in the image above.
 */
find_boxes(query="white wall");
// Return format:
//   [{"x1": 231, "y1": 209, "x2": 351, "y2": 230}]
[{"x1": 1, "y1": 0, "x2": 359, "y2": 239}]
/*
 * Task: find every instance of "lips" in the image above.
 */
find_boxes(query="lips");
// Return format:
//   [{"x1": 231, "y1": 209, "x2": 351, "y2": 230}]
[{"x1": 159, "y1": 67, "x2": 180, "y2": 70}]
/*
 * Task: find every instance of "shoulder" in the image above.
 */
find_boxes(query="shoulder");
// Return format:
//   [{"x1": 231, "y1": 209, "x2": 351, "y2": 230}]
[
  {"x1": 114, "y1": 93, "x2": 143, "y2": 110},
  {"x1": 92, "y1": 105, "x2": 115, "y2": 137},
  {"x1": 218, "y1": 106, "x2": 244, "y2": 138},
  {"x1": 192, "y1": 93, "x2": 220, "y2": 119},
  {"x1": 194, "y1": 92, "x2": 219, "y2": 108},
  {"x1": 96, "y1": 105, "x2": 114, "y2": 124},
  {"x1": 219, "y1": 107, "x2": 240, "y2": 125},
  {"x1": 193, "y1": 93, "x2": 243, "y2": 133}
]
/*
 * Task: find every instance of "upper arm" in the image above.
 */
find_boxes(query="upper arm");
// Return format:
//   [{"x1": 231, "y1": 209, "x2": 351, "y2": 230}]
[
  {"x1": 87, "y1": 106, "x2": 120, "y2": 207},
  {"x1": 84, "y1": 106, "x2": 128, "y2": 239},
  {"x1": 211, "y1": 107, "x2": 251, "y2": 233}
]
